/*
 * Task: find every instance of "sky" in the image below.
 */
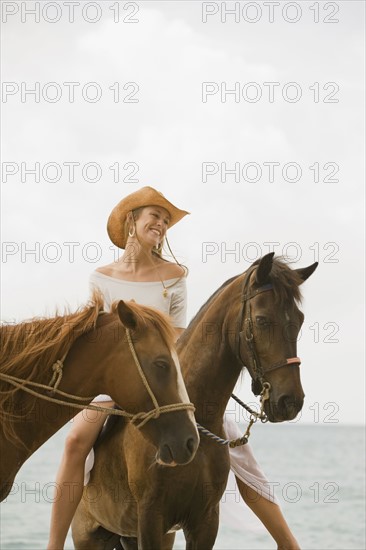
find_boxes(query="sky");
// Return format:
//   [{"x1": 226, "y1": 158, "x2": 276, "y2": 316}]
[{"x1": 1, "y1": 0, "x2": 365, "y2": 425}]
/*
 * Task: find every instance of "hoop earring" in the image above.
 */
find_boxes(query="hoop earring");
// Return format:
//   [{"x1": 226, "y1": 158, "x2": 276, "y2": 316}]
[
  {"x1": 128, "y1": 225, "x2": 136, "y2": 238},
  {"x1": 155, "y1": 241, "x2": 163, "y2": 255}
]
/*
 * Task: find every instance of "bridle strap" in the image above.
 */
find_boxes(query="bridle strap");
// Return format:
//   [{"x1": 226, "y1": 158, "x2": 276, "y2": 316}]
[
  {"x1": 235, "y1": 267, "x2": 301, "y2": 388},
  {"x1": 262, "y1": 356, "x2": 301, "y2": 374},
  {"x1": 236, "y1": 266, "x2": 273, "y2": 372},
  {"x1": 243, "y1": 283, "x2": 274, "y2": 302}
]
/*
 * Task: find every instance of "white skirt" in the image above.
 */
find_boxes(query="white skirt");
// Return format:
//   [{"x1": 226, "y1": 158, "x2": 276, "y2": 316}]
[
  {"x1": 92, "y1": 394, "x2": 112, "y2": 403},
  {"x1": 84, "y1": 394, "x2": 113, "y2": 484},
  {"x1": 224, "y1": 416, "x2": 279, "y2": 504}
]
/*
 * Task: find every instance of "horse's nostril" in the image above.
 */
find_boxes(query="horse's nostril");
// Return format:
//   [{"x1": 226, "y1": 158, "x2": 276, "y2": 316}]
[
  {"x1": 278, "y1": 396, "x2": 302, "y2": 417},
  {"x1": 186, "y1": 437, "x2": 196, "y2": 455},
  {"x1": 163, "y1": 444, "x2": 175, "y2": 462},
  {"x1": 280, "y1": 396, "x2": 292, "y2": 409}
]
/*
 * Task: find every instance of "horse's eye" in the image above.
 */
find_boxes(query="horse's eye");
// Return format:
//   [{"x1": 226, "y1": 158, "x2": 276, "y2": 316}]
[
  {"x1": 256, "y1": 316, "x2": 270, "y2": 326},
  {"x1": 154, "y1": 361, "x2": 169, "y2": 370}
]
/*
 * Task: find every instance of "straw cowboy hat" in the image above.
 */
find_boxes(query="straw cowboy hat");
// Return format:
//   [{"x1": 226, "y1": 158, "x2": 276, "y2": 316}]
[{"x1": 107, "y1": 186, "x2": 189, "y2": 248}]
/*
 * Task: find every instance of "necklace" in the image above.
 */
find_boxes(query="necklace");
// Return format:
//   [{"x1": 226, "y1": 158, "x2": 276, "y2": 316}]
[
  {"x1": 161, "y1": 278, "x2": 184, "y2": 298},
  {"x1": 149, "y1": 255, "x2": 186, "y2": 299},
  {"x1": 124, "y1": 242, "x2": 186, "y2": 299}
]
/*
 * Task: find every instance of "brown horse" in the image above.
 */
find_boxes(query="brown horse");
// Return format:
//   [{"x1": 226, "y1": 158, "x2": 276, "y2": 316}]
[
  {"x1": 0, "y1": 295, "x2": 199, "y2": 502},
  {"x1": 72, "y1": 253, "x2": 318, "y2": 550}
]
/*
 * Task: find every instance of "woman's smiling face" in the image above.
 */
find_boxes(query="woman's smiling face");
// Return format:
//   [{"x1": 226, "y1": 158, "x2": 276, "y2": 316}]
[{"x1": 134, "y1": 206, "x2": 171, "y2": 247}]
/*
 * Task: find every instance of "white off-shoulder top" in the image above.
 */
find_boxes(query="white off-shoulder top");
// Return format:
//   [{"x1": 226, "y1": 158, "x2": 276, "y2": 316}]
[{"x1": 89, "y1": 270, "x2": 187, "y2": 328}]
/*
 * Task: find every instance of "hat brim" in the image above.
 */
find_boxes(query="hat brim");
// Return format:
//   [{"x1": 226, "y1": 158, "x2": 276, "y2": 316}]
[{"x1": 107, "y1": 186, "x2": 189, "y2": 249}]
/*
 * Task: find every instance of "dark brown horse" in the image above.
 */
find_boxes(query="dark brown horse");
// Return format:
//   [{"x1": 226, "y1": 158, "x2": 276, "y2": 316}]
[
  {"x1": 72, "y1": 254, "x2": 318, "y2": 550},
  {"x1": 0, "y1": 295, "x2": 199, "y2": 502}
]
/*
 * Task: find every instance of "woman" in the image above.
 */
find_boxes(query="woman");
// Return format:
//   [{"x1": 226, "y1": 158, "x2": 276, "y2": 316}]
[{"x1": 47, "y1": 186, "x2": 300, "y2": 550}]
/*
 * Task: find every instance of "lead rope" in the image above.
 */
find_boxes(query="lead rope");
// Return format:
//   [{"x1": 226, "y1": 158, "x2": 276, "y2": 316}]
[
  {"x1": 197, "y1": 383, "x2": 271, "y2": 448},
  {"x1": 230, "y1": 392, "x2": 268, "y2": 421}
]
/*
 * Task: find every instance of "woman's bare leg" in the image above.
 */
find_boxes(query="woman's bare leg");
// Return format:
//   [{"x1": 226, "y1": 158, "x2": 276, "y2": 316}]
[
  {"x1": 47, "y1": 402, "x2": 114, "y2": 550},
  {"x1": 236, "y1": 477, "x2": 301, "y2": 550}
]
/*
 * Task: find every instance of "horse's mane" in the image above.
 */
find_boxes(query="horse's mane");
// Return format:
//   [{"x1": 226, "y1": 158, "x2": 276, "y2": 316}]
[
  {"x1": 185, "y1": 257, "x2": 303, "y2": 333},
  {"x1": 0, "y1": 292, "x2": 105, "y2": 444},
  {"x1": 186, "y1": 275, "x2": 239, "y2": 330},
  {"x1": 0, "y1": 293, "x2": 104, "y2": 384}
]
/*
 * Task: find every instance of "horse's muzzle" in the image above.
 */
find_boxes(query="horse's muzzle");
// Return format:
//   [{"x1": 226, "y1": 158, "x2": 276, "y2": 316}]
[
  {"x1": 266, "y1": 395, "x2": 304, "y2": 422},
  {"x1": 156, "y1": 435, "x2": 198, "y2": 467}
]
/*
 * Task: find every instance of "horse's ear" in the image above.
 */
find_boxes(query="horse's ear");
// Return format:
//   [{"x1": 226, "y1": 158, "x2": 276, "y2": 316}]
[
  {"x1": 295, "y1": 262, "x2": 318, "y2": 284},
  {"x1": 255, "y1": 252, "x2": 275, "y2": 285},
  {"x1": 117, "y1": 301, "x2": 138, "y2": 330}
]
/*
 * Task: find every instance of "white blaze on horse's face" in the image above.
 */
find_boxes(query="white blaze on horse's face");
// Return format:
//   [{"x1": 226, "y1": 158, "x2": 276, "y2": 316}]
[{"x1": 171, "y1": 349, "x2": 197, "y2": 426}]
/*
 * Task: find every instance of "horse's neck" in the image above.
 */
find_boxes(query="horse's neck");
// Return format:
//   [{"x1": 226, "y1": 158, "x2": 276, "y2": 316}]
[
  {"x1": 7, "y1": 397, "x2": 79, "y2": 462},
  {"x1": 179, "y1": 286, "x2": 242, "y2": 427}
]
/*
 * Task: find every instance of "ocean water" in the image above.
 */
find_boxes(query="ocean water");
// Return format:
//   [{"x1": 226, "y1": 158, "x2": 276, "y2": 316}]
[{"x1": 0, "y1": 424, "x2": 365, "y2": 550}]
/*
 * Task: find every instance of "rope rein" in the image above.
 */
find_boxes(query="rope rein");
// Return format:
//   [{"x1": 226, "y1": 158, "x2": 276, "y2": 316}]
[
  {"x1": 48, "y1": 354, "x2": 67, "y2": 392},
  {"x1": 0, "y1": 328, "x2": 195, "y2": 430},
  {"x1": 197, "y1": 383, "x2": 270, "y2": 448}
]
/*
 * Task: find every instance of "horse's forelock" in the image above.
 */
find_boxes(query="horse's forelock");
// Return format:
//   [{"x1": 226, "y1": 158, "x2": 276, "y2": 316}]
[{"x1": 263, "y1": 258, "x2": 303, "y2": 305}]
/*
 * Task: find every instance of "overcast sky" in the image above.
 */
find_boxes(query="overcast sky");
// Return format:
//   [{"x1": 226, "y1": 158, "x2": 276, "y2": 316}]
[{"x1": 1, "y1": 1, "x2": 365, "y2": 424}]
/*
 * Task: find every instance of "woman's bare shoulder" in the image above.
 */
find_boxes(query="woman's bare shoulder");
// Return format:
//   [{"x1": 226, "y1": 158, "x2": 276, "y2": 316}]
[
  {"x1": 95, "y1": 264, "x2": 113, "y2": 275},
  {"x1": 95, "y1": 263, "x2": 119, "y2": 276},
  {"x1": 158, "y1": 261, "x2": 187, "y2": 280}
]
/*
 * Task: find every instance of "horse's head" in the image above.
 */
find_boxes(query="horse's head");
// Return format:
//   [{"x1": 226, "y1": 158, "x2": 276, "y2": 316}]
[
  {"x1": 238, "y1": 253, "x2": 318, "y2": 422},
  {"x1": 110, "y1": 301, "x2": 199, "y2": 466}
]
